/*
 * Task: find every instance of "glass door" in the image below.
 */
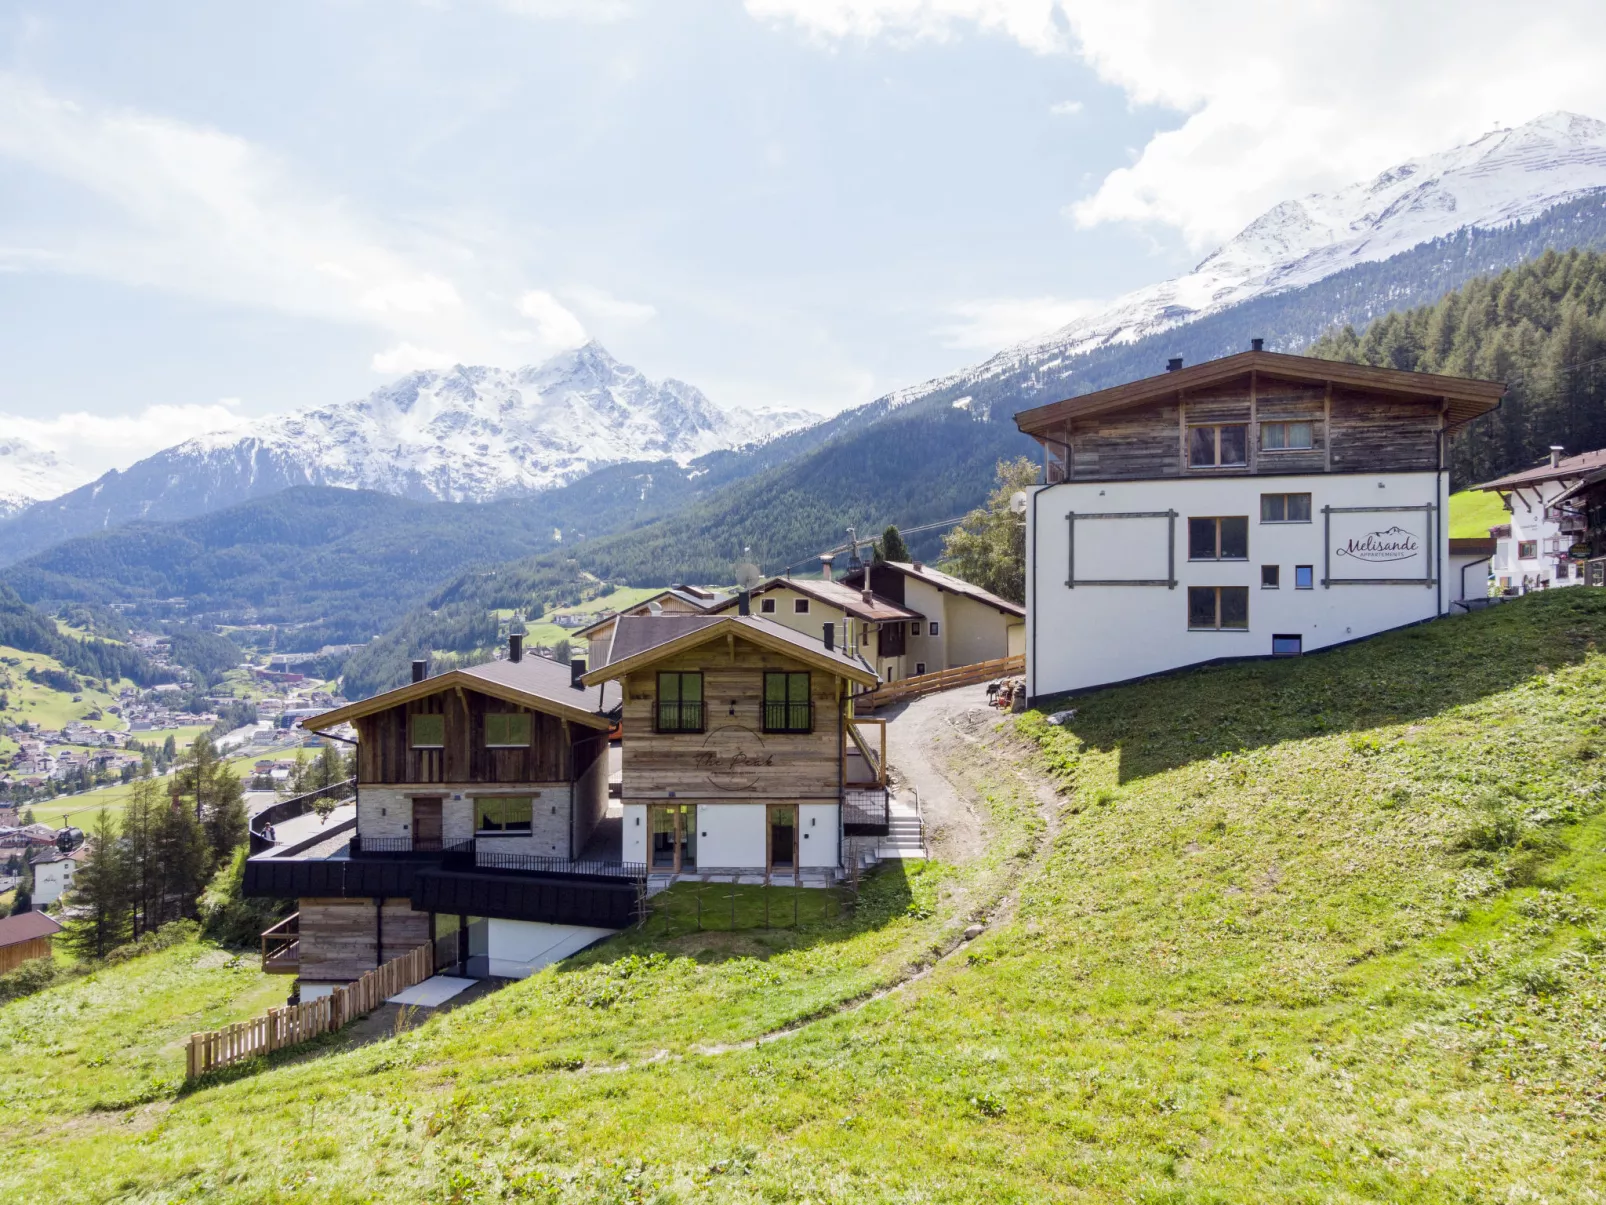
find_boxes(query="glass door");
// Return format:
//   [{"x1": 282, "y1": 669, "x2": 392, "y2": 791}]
[
  {"x1": 650, "y1": 805, "x2": 697, "y2": 872},
  {"x1": 769, "y1": 805, "x2": 796, "y2": 872}
]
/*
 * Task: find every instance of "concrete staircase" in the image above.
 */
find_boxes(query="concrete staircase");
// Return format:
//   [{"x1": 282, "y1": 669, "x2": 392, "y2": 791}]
[{"x1": 878, "y1": 796, "x2": 927, "y2": 861}]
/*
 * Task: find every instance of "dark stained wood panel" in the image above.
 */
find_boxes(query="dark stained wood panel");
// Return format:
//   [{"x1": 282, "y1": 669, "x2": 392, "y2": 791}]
[
  {"x1": 1068, "y1": 401, "x2": 1181, "y2": 480},
  {"x1": 1328, "y1": 388, "x2": 1440, "y2": 473},
  {"x1": 356, "y1": 686, "x2": 572, "y2": 786}
]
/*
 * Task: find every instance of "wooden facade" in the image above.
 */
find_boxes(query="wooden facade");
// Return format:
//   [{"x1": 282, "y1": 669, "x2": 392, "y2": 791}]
[
  {"x1": 354, "y1": 686, "x2": 584, "y2": 786},
  {"x1": 618, "y1": 640, "x2": 845, "y2": 803},
  {"x1": 0, "y1": 934, "x2": 52, "y2": 975},
  {"x1": 296, "y1": 896, "x2": 430, "y2": 983}
]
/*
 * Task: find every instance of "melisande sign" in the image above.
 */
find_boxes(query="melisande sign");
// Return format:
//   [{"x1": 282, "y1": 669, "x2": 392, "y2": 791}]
[{"x1": 1335, "y1": 525, "x2": 1421, "y2": 564}]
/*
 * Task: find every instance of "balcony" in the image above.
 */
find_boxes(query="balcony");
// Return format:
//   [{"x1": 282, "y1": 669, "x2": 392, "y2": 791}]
[
  {"x1": 762, "y1": 701, "x2": 814, "y2": 734},
  {"x1": 348, "y1": 835, "x2": 475, "y2": 858},
  {"x1": 260, "y1": 912, "x2": 300, "y2": 974},
  {"x1": 843, "y1": 787, "x2": 890, "y2": 836},
  {"x1": 654, "y1": 701, "x2": 705, "y2": 733}
]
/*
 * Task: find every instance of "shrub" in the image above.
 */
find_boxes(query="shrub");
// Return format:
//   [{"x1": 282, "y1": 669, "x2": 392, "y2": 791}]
[{"x1": 0, "y1": 955, "x2": 63, "y2": 1004}]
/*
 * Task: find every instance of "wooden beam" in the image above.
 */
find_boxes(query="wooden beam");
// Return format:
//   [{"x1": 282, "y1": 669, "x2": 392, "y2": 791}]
[
  {"x1": 1323, "y1": 381, "x2": 1333, "y2": 473},
  {"x1": 1248, "y1": 369, "x2": 1258, "y2": 473}
]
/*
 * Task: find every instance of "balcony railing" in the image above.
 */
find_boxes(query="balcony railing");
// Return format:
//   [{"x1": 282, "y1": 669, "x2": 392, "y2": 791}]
[
  {"x1": 444, "y1": 848, "x2": 647, "y2": 880},
  {"x1": 349, "y1": 835, "x2": 475, "y2": 858},
  {"x1": 762, "y1": 701, "x2": 814, "y2": 733},
  {"x1": 843, "y1": 787, "x2": 890, "y2": 836},
  {"x1": 655, "y1": 701, "x2": 705, "y2": 733},
  {"x1": 260, "y1": 911, "x2": 300, "y2": 974}
]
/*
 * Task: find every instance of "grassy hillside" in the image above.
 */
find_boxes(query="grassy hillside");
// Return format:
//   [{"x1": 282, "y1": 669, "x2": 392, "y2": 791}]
[
  {"x1": 0, "y1": 645, "x2": 134, "y2": 759},
  {"x1": 1448, "y1": 487, "x2": 1508, "y2": 539},
  {"x1": 6, "y1": 591, "x2": 1606, "y2": 1201}
]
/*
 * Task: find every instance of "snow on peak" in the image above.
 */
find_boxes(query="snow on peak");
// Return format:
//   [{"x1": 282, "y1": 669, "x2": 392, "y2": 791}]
[{"x1": 0, "y1": 435, "x2": 81, "y2": 516}]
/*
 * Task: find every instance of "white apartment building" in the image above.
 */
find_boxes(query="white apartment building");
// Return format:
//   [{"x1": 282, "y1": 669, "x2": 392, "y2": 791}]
[
  {"x1": 1475, "y1": 447, "x2": 1606, "y2": 593},
  {"x1": 1014, "y1": 347, "x2": 1505, "y2": 700}
]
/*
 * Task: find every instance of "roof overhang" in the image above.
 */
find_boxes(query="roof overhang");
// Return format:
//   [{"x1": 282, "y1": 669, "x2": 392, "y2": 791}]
[
  {"x1": 1015, "y1": 350, "x2": 1505, "y2": 436},
  {"x1": 581, "y1": 616, "x2": 879, "y2": 689},
  {"x1": 302, "y1": 670, "x2": 613, "y2": 732}
]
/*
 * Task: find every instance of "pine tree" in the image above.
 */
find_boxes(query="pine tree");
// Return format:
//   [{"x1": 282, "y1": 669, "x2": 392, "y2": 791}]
[
  {"x1": 876, "y1": 525, "x2": 911, "y2": 564},
  {"x1": 153, "y1": 783, "x2": 209, "y2": 923},
  {"x1": 60, "y1": 811, "x2": 132, "y2": 958},
  {"x1": 314, "y1": 741, "x2": 343, "y2": 790},
  {"x1": 175, "y1": 735, "x2": 248, "y2": 873},
  {"x1": 940, "y1": 458, "x2": 1038, "y2": 605}
]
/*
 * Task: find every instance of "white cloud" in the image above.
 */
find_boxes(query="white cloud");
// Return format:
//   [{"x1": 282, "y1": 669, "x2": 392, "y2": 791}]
[
  {"x1": 938, "y1": 295, "x2": 1104, "y2": 349},
  {"x1": 565, "y1": 285, "x2": 657, "y2": 322},
  {"x1": 370, "y1": 343, "x2": 459, "y2": 374},
  {"x1": 751, "y1": 1, "x2": 1606, "y2": 248},
  {"x1": 1, "y1": 400, "x2": 249, "y2": 486},
  {"x1": 1049, "y1": 99, "x2": 1082, "y2": 116},
  {"x1": 517, "y1": 290, "x2": 589, "y2": 350}
]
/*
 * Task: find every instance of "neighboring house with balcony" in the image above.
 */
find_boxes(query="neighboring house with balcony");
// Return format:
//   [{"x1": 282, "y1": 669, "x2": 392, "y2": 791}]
[
  {"x1": 1014, "y1": 345, "x2": 1505, "y2": 700},
  {"x1": 840, "y1": 559, "x2": 1026, "y2": 673},
  {"x1": 1545, "y1": 465, "x2": 1606, "y2": 588},
  {"x1": 1474, "y1": 446, "x2": 1606, "y2": 593},
  {"x1": 580, "y1": 608, "x2": 884, "y2": 877}
]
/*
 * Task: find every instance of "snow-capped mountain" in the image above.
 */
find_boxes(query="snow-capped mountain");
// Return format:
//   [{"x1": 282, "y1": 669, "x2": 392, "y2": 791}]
[
  {"x1": 178, "y1": 341, "x2": 813, "y2": 502},
  {"x1": 894, "y1": 111, "x2": 1606, "y2": 403},
  {"x1": 0, "y1": 436, "x2": 82, "y2": 518}
]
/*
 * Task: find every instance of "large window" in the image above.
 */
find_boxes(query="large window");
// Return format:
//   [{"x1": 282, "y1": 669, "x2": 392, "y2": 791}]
[
  {"x1": 1261, "y1": 492, "x2": 1313, "y2": 523},
  {"x1": 1261, "y1": 421, "x2": 1313, "y2": 451},
  {"x1": 475, "y1": 795, "x2": 532, "y2": 832},
  {"x1": 484, "y1": 712, "x2": 531, "y2": 748},
  {"x1": 409, "y1": 713, "x2": 444, "y2": 749},
  {"x1": 1188, "y1": 424, "x2": 1248, "y2": 468},
  {"x1": 655, "y1": 671, "x2": 704, "y2": 732},
  {"x1": 1188, "y1": 586, "x2": 1249, "y2": 630},
  {"x1": 1188, "y1": 516, "x2": 1249, "y2": 560},
  {"x1": 763, "y1": 671, "x2": 813, "y2": 733}
]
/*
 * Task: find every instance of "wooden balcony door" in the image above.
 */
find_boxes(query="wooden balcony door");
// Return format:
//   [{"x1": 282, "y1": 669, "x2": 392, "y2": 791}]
[{"x1": 412, "y1": 797, "x2": 443, "y2": 851}]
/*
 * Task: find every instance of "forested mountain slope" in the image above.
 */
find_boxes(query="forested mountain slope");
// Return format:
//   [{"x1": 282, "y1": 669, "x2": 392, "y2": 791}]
[{"x1": 1311, "y1": 247, "x2": 1606, "y2": 483}]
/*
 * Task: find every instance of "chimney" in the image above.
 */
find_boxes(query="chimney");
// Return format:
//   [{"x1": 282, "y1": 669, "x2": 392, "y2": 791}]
[
  {"x1": 411, "y1": 659, "x2": 428, "y2": 683},
  {"x1": 1166, "y1": 357, "x2": 1183, "y2": 372},
  {"x1": 1550, "y1": 445, "x2": 1565, "y2": 467},
  {"x1": 820, "y1": 553, "x2": 835, "y2": 581},
  {"x1": 738, "y1": 590, "x2": 751, "y2": 616},
  {"x1": 823, "y1": 621, "x2": 835, "y2": 652},
  {"x1": 1250, "y1": 338, "x2": 1264, "y2": 352},
  {"x1": 862, "y1": 589, "x2": 874, "y2": 605},
  {"x1": 508, "y1": 633, "x2": 523, "y2": 663},
  {"x1": 912, "y1": 560, "x2": 924, "y2": 571},
  {"x1": 570, "y1": 657, "x2": 587, "y2": 690}
]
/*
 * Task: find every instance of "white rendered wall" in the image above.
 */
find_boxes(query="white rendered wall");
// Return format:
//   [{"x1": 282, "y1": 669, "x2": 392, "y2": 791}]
[
  {"x1": 798, "y1": 804, "x2": 839, "y2": 867},
  {"x1": 622, "y1": 803, "x2": 647, "y2": 863},
  {"x1": 902, "y1": 579, "x2": 948, "y2": 671},
  {"x1": 696, "y1": 803, "x2": 767, "y2": 868},
  {"x1": 486, "y1": 919, "x2": 616, "y2": 979},
  {"x1": 1026, "y1": 470, "x2": 1449, "y2": 698},
  {"x1": 1494, "y1": 480, "x2": 1583, "y2": 590},
  {"x1": 943, "y1": 592, "x2": 1012, "y2": 667}
]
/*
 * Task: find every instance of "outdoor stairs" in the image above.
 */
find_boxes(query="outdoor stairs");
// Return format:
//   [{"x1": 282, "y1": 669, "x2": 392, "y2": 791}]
[{"x1": 876, "y1": 796, "x2": 927, "y2": 862}]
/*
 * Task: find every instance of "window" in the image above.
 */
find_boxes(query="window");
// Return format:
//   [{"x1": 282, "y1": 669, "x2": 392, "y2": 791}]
[
  {"x1": 910, "y1": 621, "x2": 922, "y2": 636},
  {"x1": 929, "y1": 621, "x2": 940, "y2": 637},
  {"x1": 1260, "y1": 493, "x2": 1313, "y2": 523},
  {"x1": 1261, "y1": 421, "x2": 1313, "y2": 451},
  {"x1": 409, "y1": 713, "x2": 444, "y2": 748},
  {"x1": 1188, "y1": 424, "x2": 1248, "y2": 468},
  {"x1": 763, "y1": 671, "x2": 812, "y2": 733},
  {"x1": 915, "y1": 662, "x2": 926, "y2": 676},
  {"x1": 484, "y1": 712, "x2": 531, "y2": 748},
  {"x1": 1272, "y1": 634, "x2": 1303, "y2": 656},
  {"x1": 1518, "y1": 540, "x2": 1538, "y2": 560},
  {"x1": 655, "y1": 671, "x2": 704, "y2": 732},
  {"x1": 1261, "y1": 564, "x2": 1280, "y2": 589},
  {"x1": 475, "y1": 795, "x2": 532, "y2": 832},
  {"x1": 1295, "y1": 565, "x2": 1314, "y2": 590},
  {"x1": 1188, "y1": 586, "x2": 1249, "y2": 630},
  {"x1": 1188, "y1": 516, "x2": 1249, "y2": 560},
  {"x1": 759, "y1": 597, "x2": 776, "y2": 614},
  {"x1": 793, "y1": 598, "x2": 810, "y2": 614}
]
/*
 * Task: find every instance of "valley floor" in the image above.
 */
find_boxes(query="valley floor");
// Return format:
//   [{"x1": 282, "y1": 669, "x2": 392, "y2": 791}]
[{"x1": 4, "y1": 591, "x2": 1606, "y2": 1202}]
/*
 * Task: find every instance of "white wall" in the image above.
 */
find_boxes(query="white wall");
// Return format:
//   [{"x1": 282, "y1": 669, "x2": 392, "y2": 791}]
[
  {"x1": 944, "y1": 593, "x2": 1013, "y2": 667},
  {"x1": 32, "y1": 861, "x2": 74, "y2": 907},
  {"x1": 798, "y1": 804, "x2": 838, "y2": 868},
  {"x1": 696, "y1": 803, "x2": 767, "y2": 868},
  {"x1": 623, "y1": 803, "x2": 646, "y2": 863},
  {"x1": 486, "y1": 919, "x2": 616, "y2": 979},
  {"x1": 902, "y1": 579, "x2": 948, "y2": 671},
  {"x1": 1026, "y1": 470, "x2": 1449, "y2": 698},
  {"x1": 1493, "y1": 480, "x2": 1586, "y2": 591},
  {"x1": 1449, "y1": 551, "x2": 1493, "y2": 603}
]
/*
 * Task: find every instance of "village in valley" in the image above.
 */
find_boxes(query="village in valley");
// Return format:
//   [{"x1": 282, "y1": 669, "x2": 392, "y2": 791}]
[{"x1": 5, "y1": 9, "x2": 1606, "y2": 1202}]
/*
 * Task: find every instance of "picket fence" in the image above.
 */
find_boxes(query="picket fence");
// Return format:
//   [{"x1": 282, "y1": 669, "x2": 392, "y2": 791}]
[
  {"x1": 186, "y1": 942, "x2": 434, "y2": 1078},
  {"x1": 855, "y1": 654, "x2": 1024, "y2": 711}
]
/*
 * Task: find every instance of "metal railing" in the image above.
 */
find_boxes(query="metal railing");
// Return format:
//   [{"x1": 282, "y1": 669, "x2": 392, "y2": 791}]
[
  {"x1": 249, "y1": 778, "x2": 356, "y2": 854},
  {"x1": 762, "y1": 701, "x2": 814, "y2": 733},
  {"x1": 349, "y1": 836, "x2": 475, "y2": 858},
  {"x1": 451, "y1": 849, "x2": 648, "y2": 880},
  {"x1": 654, "y1": 701, "x2": 705, "y2": 733},
  {"x1": 842, "y1": 787, "x2": 890, "y2": 835}
]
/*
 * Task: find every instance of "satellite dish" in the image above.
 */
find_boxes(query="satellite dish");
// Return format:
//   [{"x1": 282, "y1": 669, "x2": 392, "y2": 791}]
[
  {"x1": 1009, "y1": 490, "x2": 1030, "y2": 516},
  {"x1": 733, "y1": 560, "x2": 764, "y2": 591}
]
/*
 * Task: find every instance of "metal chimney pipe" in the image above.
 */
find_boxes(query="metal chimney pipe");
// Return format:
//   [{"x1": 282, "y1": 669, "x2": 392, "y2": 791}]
[
  {"x1": 738, "y1": 590, "x2": 751, "y2": 616},
  {"x1": 1550, "y1": 445, "x2": 1565, "y2": 467},
  {"x1": 570, "y1": 657, "x2": 587, "y2": 689},
  {"x1": 823, "y1": 621, "x2": 834, "y2": 652},
  {"x1": 1251, "y1": 338, "x2": 1264, "y2": 352},
  {"x1": 1167, "y1": 357, "x2": 1183, "y2": 372},
  {"x1": 508, "y1": 633, "x2": 523, "y2": 663},
  {"x1": 411, "y1": 659, "x2": 427, "y2": 683}
]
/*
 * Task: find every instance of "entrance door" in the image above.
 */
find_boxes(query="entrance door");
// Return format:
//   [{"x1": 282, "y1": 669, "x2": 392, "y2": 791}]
[
  {"x1": 412, "y1": 797, "x2": 443, "y2": 850},
  {"x1": 650, "y1": 805, "x2": 697, "y2": 872},
  {"x1": 769, "y1": 805, "x2": 796, "y2": 872}
]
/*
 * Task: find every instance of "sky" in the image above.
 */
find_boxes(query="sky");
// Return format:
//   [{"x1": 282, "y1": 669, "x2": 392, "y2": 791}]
[{"x1": 3, "y1": 0, "x2": 1606, "y2": 480}]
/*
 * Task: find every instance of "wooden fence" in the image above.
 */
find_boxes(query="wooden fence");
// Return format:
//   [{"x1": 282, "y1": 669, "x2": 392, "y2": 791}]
[
  {"x1": 185, "y1": 942, "x2": 434, "y2": 1078},
  {"x1": 855, "y1": 654, "x2": 1024, "y2": 711}
]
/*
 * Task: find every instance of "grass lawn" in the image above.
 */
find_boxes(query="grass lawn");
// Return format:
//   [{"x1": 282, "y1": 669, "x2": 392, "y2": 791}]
[
  {"x1": 1448, "y1": 487, "x2": 1507, "y2": 538},
  {"x1": 23, "y1": 751, "x2": 272, "y2": 829},
  {"x1": 6, "y1": 591, "x2": 1606, "y2": 1201},
  {"x1": 0, "y1": 645, "x2": 133, "y2": 758},
  {"x1": 522, "y1": 585, "x2": 686, "y2": 647}
]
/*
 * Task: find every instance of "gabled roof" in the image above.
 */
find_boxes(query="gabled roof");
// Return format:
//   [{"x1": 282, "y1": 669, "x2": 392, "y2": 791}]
[
  {"x1": 582, "y1": 614, "x2": 879, "y2": 688},
  {"x1": 572, "y1": 587, "x2": 726, "y2": 639},
  {"x1": 1550, "y1": 465, "x2": 1606, "y2": 508},
  {"x1": 0, "y1": 910, "x2": 61, "y2": 946},
  {"x1": 1014, "y1": 350, "x2": 1505, "y2": 435},
  {"x1": 849, "y1": 561, "x2": 1025, "y2": 619},
  {"x1": 1473, "y1": 448, "x2": 1606, "y2": 493},
  {"x1": 706, "y1": 577, "x2": 921, "y2": 623},
  {"x1": 303, "y1": 655, "x2": 618, "y2": 731}
]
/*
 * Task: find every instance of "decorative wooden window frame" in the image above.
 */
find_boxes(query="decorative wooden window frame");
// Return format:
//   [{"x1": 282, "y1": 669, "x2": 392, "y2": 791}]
[
  {"x1": 1065, "y1": 510, "x2": 1179, "y2": 588},
  {"x1": 1321, "y1": 503, "x2": 1436, "y2": 588}
]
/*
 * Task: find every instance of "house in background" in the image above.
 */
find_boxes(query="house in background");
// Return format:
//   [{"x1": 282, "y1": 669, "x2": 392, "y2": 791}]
[
  {"x1": 1015, "y1": 345, "x2": 1505, "y2": 700},
  {"x1": 0, "y1": 910, "x2": 61, "y2": 974},
  {"x1": 1547, "y1": 465, "x2": 1606, "y2": 587},
  {"x1": 582, "y1": 608, "x2": 883, "y2": 877},
  {"x1": 1475, "y1": 447, "x2": 1606, "y2": 593},
  {"x1": 30, "y1": 844, "x2": 88, "y2": 908},
  {"x1": 576, "y1": 586, "x2": 725, "y2": 669},
  {"x1": 841, "y1": 559, "x2": 1026, "y2": 673}
]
